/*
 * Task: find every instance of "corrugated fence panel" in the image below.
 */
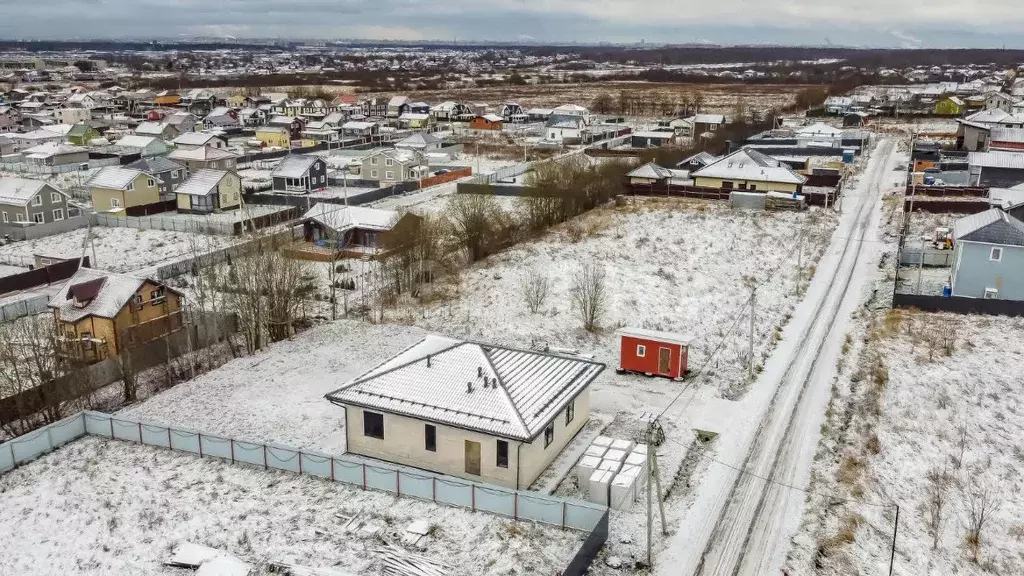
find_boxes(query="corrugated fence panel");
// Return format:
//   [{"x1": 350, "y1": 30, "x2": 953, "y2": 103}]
[
  {"x1": 169, "y1": 429, "x2": 201, "y2": 455},
  {"x1": 332, "y1": 458, "x2": 365, "y2": 486},
  {"x1": 233, "y1": 440, "x2": 267, "y2": 468},
  {"x1": 434, "y1": 477, "x2": 473, "y2": 508},
  {"x1": 397, "y1": 472, "x2": 433, "y2": 500},
  {"x1": 475, "y1": 485, "x2": 516, "y2": 518},
  {"x1": 111, "y1": 418, "x2": 143, "y2": 443},
  {"x1": 49, "y1": 414, "x2": 86, "y2": 448},
  {"x1": 299, "y1": 452, "x2": 333, "y2": 479},
  {"x1": 140, "y1": 423, "x2": 172, "y2": 448},
  {"x1": 84, "y1": 412, "x2": 114, "y2": 436},
  {"x1": 365, "y1": 463, "x2": 399, "y2": 493},
  {"x1": 518, "y1": 493, "x2": 566, "y2": 528},
  {"x1": 266, "y1": 446, "x2": 301, "y2": 473},
  {"x1": 199, "y1": 435, "x2": 233, "y2": 461}
]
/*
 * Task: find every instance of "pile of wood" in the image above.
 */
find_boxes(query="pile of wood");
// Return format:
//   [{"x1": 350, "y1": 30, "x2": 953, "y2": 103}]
[
  {"x1": 373, "y1": 545, "x2": 450, "y2": 576},
  {"x1": 765, "y1": 191, "x2": 806, "y2": 211}
]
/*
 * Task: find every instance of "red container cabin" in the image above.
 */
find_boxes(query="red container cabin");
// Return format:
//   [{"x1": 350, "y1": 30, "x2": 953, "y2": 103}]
[{"x1": 616, "y1": 328, "x2": 691, "y2": 379}]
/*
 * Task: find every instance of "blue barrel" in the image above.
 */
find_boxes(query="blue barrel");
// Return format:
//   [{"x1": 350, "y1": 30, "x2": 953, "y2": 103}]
[{"x1": 942, "y1": 286, "x2": 952, "y2": 297}]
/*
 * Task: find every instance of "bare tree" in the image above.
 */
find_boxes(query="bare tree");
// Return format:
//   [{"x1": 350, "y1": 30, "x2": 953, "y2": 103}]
[
  {"x1": 924, "y1": 465, "x2": 950, "y2": 550},
  {"x1": 520, "y1": 269, "x2": 550, "y2": 314},
  {"x1": 115, "y1": 349, "x2": 139, "y2": 404},
  {"x1": 962, "y1": 472, "x2": 1003, "y2": 563},
  {"x1": 571, "y1": 263, "x2": 608, "y2": 332},
  {"x1": 448, "y1": 193, "x2": 498, "y2": 262}
]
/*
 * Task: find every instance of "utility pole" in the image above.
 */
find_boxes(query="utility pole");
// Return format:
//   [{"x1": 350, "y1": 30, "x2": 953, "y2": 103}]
[
  {"x1": 748, "y1": 285, "x2": 756, "y2": 379},
  {"x1": 645, "y1": 419, "x2": 668, "y2": 568},
  {"x1": 889, "y1": 504, "x2": 900, "y2": 576},
  {"x1": 796, "y1": 228, "x2": 804, "y2": 295}
]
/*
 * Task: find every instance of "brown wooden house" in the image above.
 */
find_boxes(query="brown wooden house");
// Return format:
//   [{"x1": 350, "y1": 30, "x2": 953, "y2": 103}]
[
  {"x1": 294, "y1": 204, "x2": 422, "y2": 260},
  {"x1": 48, "y1": 269, "x2": 184, "y2": 363}
]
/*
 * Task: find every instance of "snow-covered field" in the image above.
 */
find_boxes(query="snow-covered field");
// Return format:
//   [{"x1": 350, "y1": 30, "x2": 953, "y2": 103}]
[
  {"x1": 0, "y1": 436, "x2": 581, "y2": 576},
  {"x1": 789, "y1": 311, "x2": 1024, "y2": 576},
  {"x1": 0, "y1": 227, "x2": 234, "y2": 274}
]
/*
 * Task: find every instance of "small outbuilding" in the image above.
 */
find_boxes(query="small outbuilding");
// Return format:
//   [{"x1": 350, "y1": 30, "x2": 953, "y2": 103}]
[{"x1": 616, "y1": 327, "x2": 691, "y2": 379}]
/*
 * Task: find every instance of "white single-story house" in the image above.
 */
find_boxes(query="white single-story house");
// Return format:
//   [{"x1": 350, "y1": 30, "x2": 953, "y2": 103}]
[{"x1": 325, "y1": 335, "x2": 605, "y2": 488}]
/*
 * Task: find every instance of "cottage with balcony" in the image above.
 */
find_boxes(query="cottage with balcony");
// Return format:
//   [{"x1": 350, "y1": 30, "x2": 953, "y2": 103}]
[
  {"x1": 48, "y1": 269, "x2": 184, "y2": 363},
  {"x1": 271, "y1": 155, "x2": 328, "y2": 194}
]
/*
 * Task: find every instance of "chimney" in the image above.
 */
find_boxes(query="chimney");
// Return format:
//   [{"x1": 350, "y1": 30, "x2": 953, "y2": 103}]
[
  {"x1": 477, "y1": 366, "x2": 483, "y2": 377},
  {"x1": 426, "y1": 355, "x2": 431, "y2": 368},
  {"x1": 467, "y1": 381, "x2": 474, "y2": 393}
]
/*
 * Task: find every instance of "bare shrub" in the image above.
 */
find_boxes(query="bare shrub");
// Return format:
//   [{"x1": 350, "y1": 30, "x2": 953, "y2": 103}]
[
  {"x1": 924, "y1": 465, "x2": 951, "y2": 550},
  {"x1": 520, "y1": 269, "x2": 550, "y2": 314},
  {"x1": 961, "y1": 472, "x2": 1003, "y2": 563},
  {"x1": 570, "y1": 263, "x2": 607, "y2": 332}
]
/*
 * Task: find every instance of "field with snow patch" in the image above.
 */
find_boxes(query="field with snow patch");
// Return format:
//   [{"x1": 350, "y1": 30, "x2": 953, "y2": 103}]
[
  {"x1": 0, "y1": 227, "x2": 235, "y2": 274},
  {"x1": 788, "y1": 310, "x2": 1024, "y2": 576},
  {"x1": 0, "y1": 436, "x2": 581, "y2": 576}
]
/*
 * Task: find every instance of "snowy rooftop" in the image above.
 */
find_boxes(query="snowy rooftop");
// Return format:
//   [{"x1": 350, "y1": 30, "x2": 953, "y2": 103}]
[
  {"x1": 169, "y1": 145, "x2": 238, "y2": 161},
  {"x1": 326, "y1": 335, "x2": 605, "y2": 441},
  {"x1": 86, "y1": 166, "x2": 145, "y2": 190},
  {"x1": 115, "y1": 135, "x2": 160, "y2": 149},
  {"x1": 22, "y1": 142, "x2": 86, "y2": 157},
  {"x1": 172, "y1": 132, "x2": 221, "y2": 146},
  {"x1": 0, "y1": 177, "x2": 51, "y2": 206},
  {"x1": 48, "y1": 268, "x2": 147, "y2": 322},
  {"x1": 692, "y1": 149, "x2": 807, "y2": 185},
  {"x1": 272, "y1": 155, "x2": 323, "y2": 179},
  {"x1": 968, "y1": 150, "x2": 1024, "y2": 169},
  {"x1": 617, "y1": 327, "x2": 693, "y2": 346},
  {"x1": 126, "y1": 156, "x2": 182, "y2": 175},
  {"x1": 953, "y1": 208, "x2": 1024, "y2": 246},
  {"x1": 176, "y1": 169, "x2": 229, "y2": 197},
  {"x1": 302, "y1": 204, "x2": 398, "y2": 233},
  {"x1": 627, "y1": 162, "x2": 674, "y2": 180}
]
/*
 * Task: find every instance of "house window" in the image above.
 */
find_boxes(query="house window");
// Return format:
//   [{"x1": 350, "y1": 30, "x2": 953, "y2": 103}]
[
  {"x1": 424, "y1": 424, "x2": 436, "y2": 452},
  {"x1": 150, "y1": 288, "x2": 165, "y2": 304},
  {"x1": 370, "y1": 169, "x2": 379, "y2": 178},
  {"x1": 990, "y1": 247, "x2": 1003, "y2": 262},
  {"x1": 320, "y1": 175, "x2": 325, "y2": 184},
  {"x1": 1, "y1": 212, "x2": 7, "y2": 223},
  {"x1": 171, "y1": 170, "x2": 180, "y2": 179},
  {"x1": 385, "y1": 158, "x2": 394, "y2": 166},
  {"x1": 385, "y1": 171, "x2": 394, "y2": 180},
  {"x1": 127, "y1": 181, "x2": 134, "y2": 191},
  {"x1": 14, "y1": 213, "x2": 24, "y2": 222},
  {"x1": 636, "y1": 344, "x2": 646, "y2": 357},
  {"x1": 566, "y1": 399, "x2": 575, "y2": 425},
  {"x1": 32, "y1": 213, "x2": 44, "y2": 223},
  {"x1": 52, "y1": 209, "x2": 63, "y2": 221},
  {"x1": 721, "y1": 181, "x2": 734, "y2": 189},
  {"x1": 110, "y1": 198, "x2": 121, "y2": 208},
  {"x1": 363, "y1": 411, "x2": 385, "y2": 439},
  {"x1": 147, "y1": 178, "x2": 155, "y2": 187},
  {"x1": 32, "y1": 195, "x2": 41, "y2": 206},
  {"x1": 371, "y1": 157, "x2": 378, "y2": 165},
  {"x1": 496, "y1": 440, "x2": 509, "y2": 468},
  {"x1": 544, "y1": 423, "x2": 555, "y2": 448},
  {"x1": 50, "y1": 192, "x2": 61, "y2": 203}
]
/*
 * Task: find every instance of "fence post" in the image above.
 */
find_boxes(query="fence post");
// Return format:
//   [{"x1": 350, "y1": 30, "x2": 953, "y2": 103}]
[
  {"x1": 432, "y1": 477, "x2": 436, "y2": 501},
  {"x1": 472, "y1": 485, "x2": 476, "y2": 512},
  {"x1": 137, "y1": 422, "x2": 143, "y2": 444},
  {"x1": 514, "y1": 493, "x2": 518, "y2": 521},
  {"x1": 330, "y1": 458, "x2": 335, "y2": 481},
  {"x1": 197, "y1": 433, "x2": 203, "y2": 458},
  {"x1": 561, "y1": 502, "x2": 567, "y2": 528},
  {"x1": 230, "y1": 440, "x2": 235, "y2": 464},
  {"x1": 46, "y1": 424, "x2": 53, "y2": 451},
  {"x1": 167, "y1": 427, "x2": 172, "y2": 449},
  {"x1": 396, "y1": 470, "x2": 401, "y2": 495},
  {"x1": 8, "y1": 442, "x2": 15, "y2": 465},
  {"x1": 263, "y1": 444, "x2": 268, "y2": 469},
  {"x1": 298, "y1": 451, "x2": 303, "y2": 474},
  {"x1": 362, "y1": 464, "x2": 367, "y2": 489},
  {"x1": 108, "y1": 416, "x2": 114, "y2": 439}
]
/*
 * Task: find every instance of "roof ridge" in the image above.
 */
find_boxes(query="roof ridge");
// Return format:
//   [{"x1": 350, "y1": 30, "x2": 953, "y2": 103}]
[
  {"x1": 336, "y1": 338, "x2": 464, "y2": 392},
  {"x1": 479, "y1": 345, "x2": 531, "y2": 439}
]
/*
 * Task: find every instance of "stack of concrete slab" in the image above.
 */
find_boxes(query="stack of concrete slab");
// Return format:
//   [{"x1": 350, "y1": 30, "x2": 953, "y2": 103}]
[
  {"x1": 608, "y1": 443, "x2": 650, "y2": 510},
  {"x1": 578, "y1": 436, "x2": 650, "y2": 506}
]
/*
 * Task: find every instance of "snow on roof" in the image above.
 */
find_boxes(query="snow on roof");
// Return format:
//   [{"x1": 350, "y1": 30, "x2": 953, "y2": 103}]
[
  {"x1": 19, "y1": 128, "x2": 63, "y2": 141},
  {"x1": 272, "y1": 155, "x2": 322, "y2": 178},
  {"x1": 553, "y1": 104, "x2": 588, "y2": 113},
  {"x1": 176, "y1": 169, "x2": 229, "y2": 196},
  {"x1": 794, "y1": 122, "x2": 843, "y2": 137},
  {"x1": 48, "y1": 268, "x2": 146, "y2": 322},
  {"x1": 617, "y1": 327, "x2": 693, "y2": 346},
  {"x1": 116, "y1": 134, "x2": 161, "y2": 149},
  {"x1": 692, "y1": 148, "x2": 807, "y2": 185},
  {"x1": 693, "y1": 113, "x2": 726, "y2": 124},
  {"x1": 127, "y1": 156, "x2": 182, "y2": 174},
  {"x1": 135, "y1": 122, "x2": 170, "y2": 135},
  {"x1": 23, "y1": 142, "x2": 87, "y2": 157},
  {"x1": 988, "y1": 187, "x2": 1024, "y2": 210},
  {"x1": 954, "y1": 208, "x2": 1024, "y2": 246},
  {"x1": 302, "y1": 204, "x2": 398, "y2": 233},
  {"x1": 399, "y1": 112, "x2": 431, "y2": 121},
  {"x1": 395, "y1": 132, "x2": 441, "y2": 149},
  {"x1": 969, "y1": 150, "x2": 1024, "y2": 170},
  {"x1": 342, "y1": 121, "x2": 375, "y2": 130},
  {"x1": 481, "y1": 113, "x2": 504, "y2": 122},
  {"x1": 676, "y1": 151, "x2": 718, "y2": 167},
  {"x1": 169, "y1": 145, "x2": 238, "y2": 161},
  {"x1": 965, "y1": 109, "x2": 1024, "y2": 125},
  {"x1": 990, "y1": 127, "x2": 1024, "y2": 144},
  {"x1": 173, "y1": 132, "x2": 221, "y2": 146},
  {"x1": 325, "y1": 335, "x2": 605, "y2": 441},
  {"x1": 87, "y1": 166, "x2": 145, "y2": 189},
  {"x1": 627, "y1": 162, "x2": 674, "y2": 180},
  {"x1": 388, "y1": 96, "x2": 410, "y2": 107},
  {"x1": 0, "y1": 177, "x2": 51, "y2": 206}
]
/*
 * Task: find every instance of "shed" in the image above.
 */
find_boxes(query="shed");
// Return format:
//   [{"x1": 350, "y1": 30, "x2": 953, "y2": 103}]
[{"x1": 615, "y1": 328, "x2": 691, "y2": 379}]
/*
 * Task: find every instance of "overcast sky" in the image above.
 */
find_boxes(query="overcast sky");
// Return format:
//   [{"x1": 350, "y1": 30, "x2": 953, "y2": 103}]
[{"x1": 1, "y1": 0, "x2": 1023, "y2": 48}]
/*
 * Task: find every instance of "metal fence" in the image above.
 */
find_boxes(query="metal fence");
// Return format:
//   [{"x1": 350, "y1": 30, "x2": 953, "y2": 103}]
[
  {"x1": 0, "y1": 215, "x2": 91, "y2": 241},
  {"x1": 94, "y1": 212, "x2": 237, "y2": 236},
  {"x1": 0, "y1": 294, "x2": 50, "y2": 323},
  {"x1": 892, "y1": 293, "x2": 1024, "y2": 316},
  {"x1": 899, "y1": 247, "x2": 955, "y2": 267}
]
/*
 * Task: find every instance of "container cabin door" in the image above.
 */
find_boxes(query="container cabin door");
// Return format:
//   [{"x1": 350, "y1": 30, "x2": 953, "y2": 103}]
[
  {"x1": 658, "y1": 347, "x2": 671, "y2": 374},
  {"x1": 465, "y1": 440, "x2": 481, "y2": 476}
]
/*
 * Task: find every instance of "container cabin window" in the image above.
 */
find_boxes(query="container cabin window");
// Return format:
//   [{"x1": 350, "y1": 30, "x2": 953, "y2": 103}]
[
  {"x1": 496, "y1": 440, "x2": 509, "y2": 468},
  {"x1": 424, "y1": 424, "x2": 436, "y2": 452},
  {"x1": 363, "y1": 411, "x2": 384, "y2": 439},
  {"x1": 544, "y1": 423, "x2": 554, "y2": 448},
  {"x1": 565, "y1": 398, "x2": 575, "y2": 425},
  {"x1": 990, "y1": 247, "x2": 1003, "y2": 262},
  {"x1": 636, "y1": 344, "x2": 646, "y2": 357}
]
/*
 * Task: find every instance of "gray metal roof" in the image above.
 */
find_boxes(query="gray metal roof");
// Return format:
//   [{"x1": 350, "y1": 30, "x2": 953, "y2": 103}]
[
  {"x1": 954, "y1": 208, "x2": 1024, "y2": 246},
  {"x1": 627, "y1": 162, "x2": 674, "y2": 180},
  {"x1": 692, "y1": 148, "x2": 807, "y2": 185},
  {"x1": 0, "y1": 177, "x2": 53, "y2": 206},
  {"x1": 325, "y1": 335, "x2": 605, "y2": 441},
  {"x1": 127, "y1": 156, "x2": 183, "y2": 175},
  {"x1": 990, "y1": 127, "x2": 1024, "y2": 145},
  {"x1": 176, "y1": 169, "x2": 229, "y2": 196},
  {"x1": 969, "y1": 151, "x2": 1024, "y2": 170},
  {"x1": 86, "y1": 166, "x2": 145, "y2": 190}
]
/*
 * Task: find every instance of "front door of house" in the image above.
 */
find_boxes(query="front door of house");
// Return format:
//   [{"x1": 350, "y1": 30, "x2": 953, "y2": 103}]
[
  {"x1": 658, "y1": 347, "x2": 671, "y2": 374},
  {"x1": 465, "y1": 440, "x2": 481, "y2": 476}
]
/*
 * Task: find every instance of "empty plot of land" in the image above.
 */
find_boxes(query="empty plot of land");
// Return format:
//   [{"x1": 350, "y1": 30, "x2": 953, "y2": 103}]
[
  {"x1": 0, "y1": 436, "x2": 581, "y2": 576},
  {"x1": 0, "y1": 227, "x2": 235, "y2": 274}
]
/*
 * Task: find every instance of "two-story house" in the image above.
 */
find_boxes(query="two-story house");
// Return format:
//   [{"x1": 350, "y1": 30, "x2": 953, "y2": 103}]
[
  {"x1": 172, "y1": 132, "x2": 228, "y2": 151},
  {"x1": 168, "y1": 145, "x2": 239, "y2": 174},
  {"x1": 126, "y1": 157, "x2": 186, "y2": 200},
  {"x1": 270, "y1": 155, "x2": 328, "y2": 193},
  {"x1": 951, "y1": 208, "x2": 1024, "y2": 300},
  {"x1": 49, "y1": 268, "x2": 184, "y2": 363},
  {"x1": 175, "y1": 169, "x2": 241, "y2": 214},
  {"x1": 0, "y1": 177, "x2": 73, "y2": 225},
  {"x1": 86, "y1": 166, "x2": 160, "y2": 214},
  {"x1": 361, "y1": 149, "x2": 427, "y2": 186}
]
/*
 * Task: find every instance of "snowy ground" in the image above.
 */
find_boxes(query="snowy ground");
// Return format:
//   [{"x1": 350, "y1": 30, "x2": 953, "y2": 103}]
[
  {"x1": 0, "y1": 227, "x2": 235, "y2": 274},
  {"x1": 0, "y1": 436, "x2": 582, "y2": 576},
  {"x1": 788, "y1": 311, "x2": 1024, "y2": 576}
]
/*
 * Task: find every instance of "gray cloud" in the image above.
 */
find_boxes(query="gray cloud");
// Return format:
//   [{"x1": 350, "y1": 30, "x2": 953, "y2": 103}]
[{"x1": 0, "y1": 0, "x2": 1023, "y2": 47}]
